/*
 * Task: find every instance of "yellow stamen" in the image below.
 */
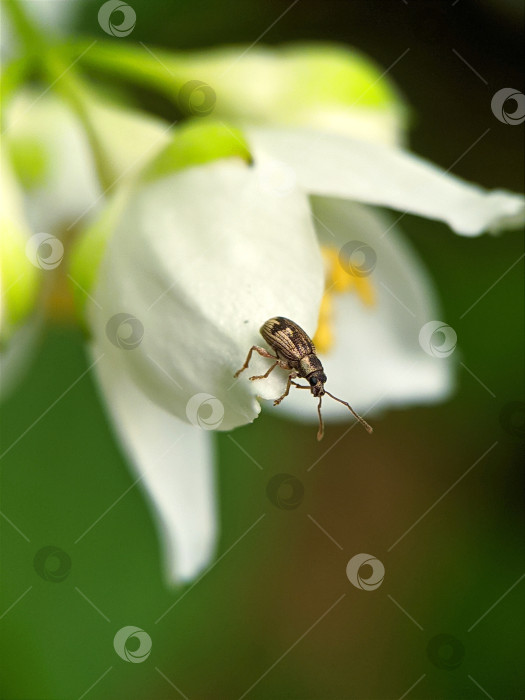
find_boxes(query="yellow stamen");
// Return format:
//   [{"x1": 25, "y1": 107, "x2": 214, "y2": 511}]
[
  {"x1": 313, "y1": 292, "x2": 334, "y2": 354},
  {"x1": 313, "y1": 245, "x2": 376, "y2": 354}
]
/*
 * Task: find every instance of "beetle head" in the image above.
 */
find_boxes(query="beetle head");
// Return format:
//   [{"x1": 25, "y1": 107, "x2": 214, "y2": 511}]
[{"x1": 308, "y1": 371, "x2": 327, "y2": 397}]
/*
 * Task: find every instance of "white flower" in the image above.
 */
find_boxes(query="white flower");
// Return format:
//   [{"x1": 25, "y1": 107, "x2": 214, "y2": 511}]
[
  {"x1": 4, "y1": 91, "x2": 101, "y2": 235},
  {"x1": 90, "y1": 126, "x2": 524, "y2": 424},
  {"x1": 87, "y1": 132, "x2": 323, "y2": 583},
  {"x1": 6, "y1": 48, "x2": 522, "y2": 587},
  {"x1": 6, "y1": 1, "x2": 520, "y2": 593},
  {"x1": 85, "y1": 122, "x2": 523, "y2": 583},
  {"x1": 90, "y1": 153, "x2": 324, "y2": 431}
]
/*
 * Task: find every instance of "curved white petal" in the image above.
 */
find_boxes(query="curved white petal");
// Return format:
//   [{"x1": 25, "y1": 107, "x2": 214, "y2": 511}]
[
  {"x1": 248, "y1": 127, "x2": 525, "y2": 236},
  {"x1": 92, "y1": 345, "x2": 217, "y2": 583},
  {"x1": 297, "y1": 107, "x2": 405, "y2": 146},
  {"x1": 272, "y1": 198, "x2": 454, "y2": 423},
  {"x1": 90, "y1": 158, "x2": 324, "y2": 431}
]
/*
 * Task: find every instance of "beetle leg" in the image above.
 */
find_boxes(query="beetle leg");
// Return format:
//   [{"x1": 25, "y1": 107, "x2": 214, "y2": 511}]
[
  {"x1": 291, "y1": 381, "x2": 310, "y2": 390},
  {"x1": 234, "y1": 346, "x2": 277, "y2": 378},
  {"x1": 249, "y1": 360, "x2": 279, "y2": 381},
  {"x1": 273, "y1": 371, "x2": 297, "y2": 406}
]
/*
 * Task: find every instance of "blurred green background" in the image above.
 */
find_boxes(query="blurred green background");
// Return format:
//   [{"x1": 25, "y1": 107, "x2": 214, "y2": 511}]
[{"x1": 1, "y1": 1, "x2": 523, "y2": 698}]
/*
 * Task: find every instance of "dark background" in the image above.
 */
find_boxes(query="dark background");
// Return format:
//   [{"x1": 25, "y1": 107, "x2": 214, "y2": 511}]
[{"x1": 1, "y1": 1, "x2": 524, "y2": 698}]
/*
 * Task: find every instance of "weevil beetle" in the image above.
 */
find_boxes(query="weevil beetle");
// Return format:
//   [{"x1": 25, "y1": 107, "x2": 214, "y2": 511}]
[{"x1": 234, "y1": 316, "x2": 373, "y2": 440}]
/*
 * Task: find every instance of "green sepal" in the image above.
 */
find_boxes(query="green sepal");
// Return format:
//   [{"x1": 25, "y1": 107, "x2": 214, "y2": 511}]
[
  {"x1": 7, "y1": 136, "x2": 49, "y2": 190},
  {"x1": 142, "y1": 120, "x2": 252, "y2": 182},
  {"x1": 0, "y1": 220, "x2": 40, "y2": 340},
  {"x1": 67, "y1": 39, "x2": 408, "y2": 129},
  {"x1": 68, "y1": 187, "x2": 130, "y2": 324}
]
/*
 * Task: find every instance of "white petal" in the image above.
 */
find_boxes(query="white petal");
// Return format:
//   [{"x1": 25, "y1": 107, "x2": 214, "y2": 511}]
[
  {"x1": 90, "y1": 159, "x2": 324, "y2": 431},
  {"x1": 272, "y1": 198, "x2": 454, "y2": 423},
  {"x1": 247, "y1": 127, "x2": 525, "y2": 236},
  {"x1": 298, "y1": 107, "x2": 405, "y2": 146},
  {"x1": 92, "y1": 345, "x2": 217, "y2": 583}
]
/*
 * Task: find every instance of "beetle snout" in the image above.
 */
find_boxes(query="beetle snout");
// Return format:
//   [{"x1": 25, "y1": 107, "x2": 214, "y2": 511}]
[{"x1": 308, "y1": 372, "x2": 326, "y2": 397}]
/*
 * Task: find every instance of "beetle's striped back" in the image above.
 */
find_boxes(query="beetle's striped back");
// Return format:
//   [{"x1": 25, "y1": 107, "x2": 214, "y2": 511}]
[{"x1": 260, "y1": 317, "x2": 315, "y2": 361}]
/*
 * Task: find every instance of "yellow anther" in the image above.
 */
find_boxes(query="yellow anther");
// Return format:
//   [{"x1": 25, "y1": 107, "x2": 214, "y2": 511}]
[
  {"x1": 324, "y1": 247, "x2": 352, "y2": 293},
  {"x1": 313, "y1": 245, "x2": 376, "y2": 354},
  {"x1": 353, "y1": 274, "x2": 375, "y2": 308},
  {"x1": 313, "y1": 292, "x2": 334, "y2": 354}
]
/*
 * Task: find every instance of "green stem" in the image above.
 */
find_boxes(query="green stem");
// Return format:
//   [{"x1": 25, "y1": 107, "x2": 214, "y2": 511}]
[
  {"x1": 62, "y1": 39, "x2": 191, "y2": 101},
  {"x1": 1, "y1": 56, "x2": 31, "y2": 116},
  {"x1": 2, "y1": 0, "x2": 114, "y2": 190}
]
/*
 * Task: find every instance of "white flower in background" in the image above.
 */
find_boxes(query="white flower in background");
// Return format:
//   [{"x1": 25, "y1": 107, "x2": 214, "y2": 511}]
[
  {"x1": 1, "y1": 89, "x2": 171, "y2": 400},
  {"x1": 4, "y1": 91, "x2": 101, "y2": 235},
  {"x1": 4, "y1": 90, "x2": 170, "y2": 236}
]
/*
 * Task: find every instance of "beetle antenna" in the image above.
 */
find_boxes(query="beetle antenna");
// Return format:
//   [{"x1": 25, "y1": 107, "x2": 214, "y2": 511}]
[
  {"x1": 317, "y1": 396, "x2": 324, "y2": 441},
  {"x1": 324, "y1": 391, "x2": 373, "y2": 434}
]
